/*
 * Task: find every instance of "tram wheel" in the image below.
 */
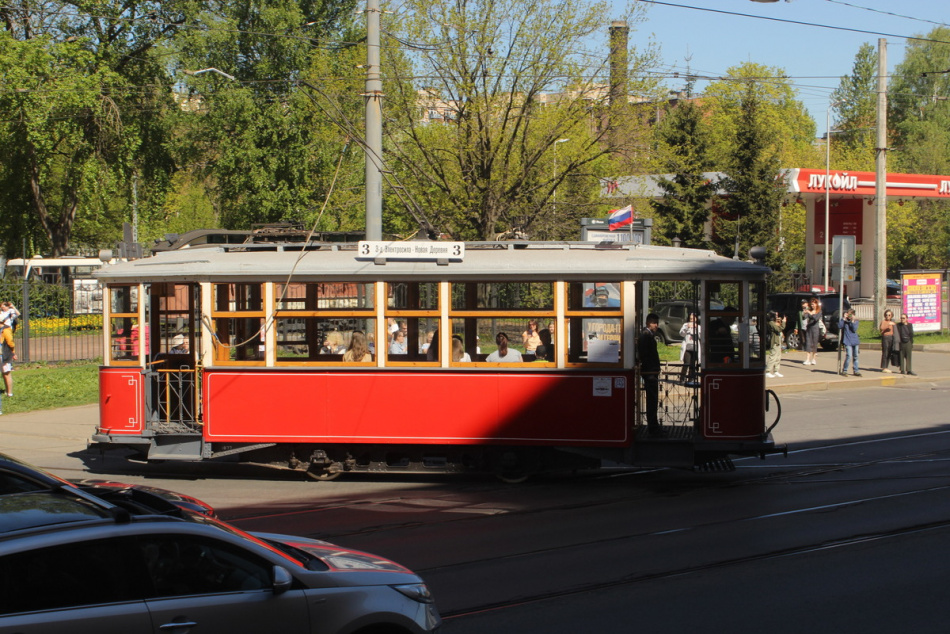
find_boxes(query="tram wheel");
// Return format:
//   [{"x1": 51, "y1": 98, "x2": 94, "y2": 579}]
[
  {"x1": 496, "y1": 471, "x2": 530, "y2": 484},
  {"x1": 306, "y1": 468, "x2": 342, "y2": 481}
]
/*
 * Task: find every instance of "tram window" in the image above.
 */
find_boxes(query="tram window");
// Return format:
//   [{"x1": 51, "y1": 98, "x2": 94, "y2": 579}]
[
  {"x1": 705, "y1": 283, "x2": 741, "y2": 367},
  {"x1": 568, "y1": 282, "x2": 621, "y2": 310},
  {"x1": 388, "y1": 282, "x2": 438, "y2": 310},
  {"x1": 215, "y1": 317, "x2": 265, "y2": 362},
  {"x1": 566, "y1": 318, "x2": 622, "y2": 365},
  {"x1": 214, "y1": 282, "x2": 263, "y2": 312},
  {"x1": 748, "y1": 283, "x2": 766, "y2": 364},
  {"x1": 152, "y1": 283, "x2": 194, "y2": 356},
  {"x1": 275, "y1": 318, "x2": 377, "y2": 363},
  {"x1": 213, "y1": 283, "x2": 265, "y2": 364},
  {"x1": 385, "y1": 283, "x2": 440, "y2": 364},
  {"x1": 276, "y1": 282, "x2": 374, "y2": 310},
  {"x1": 451, "y1": 282, "x2": 553, "y2": 311},
  {"x1": 109, "y1": 286, "x2": 142, "y2": 362}
]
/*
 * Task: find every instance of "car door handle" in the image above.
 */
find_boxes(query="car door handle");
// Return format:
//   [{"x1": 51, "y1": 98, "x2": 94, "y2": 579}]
[{"x1": 160, "y1": 622, "x2": 198, "y2": 630}]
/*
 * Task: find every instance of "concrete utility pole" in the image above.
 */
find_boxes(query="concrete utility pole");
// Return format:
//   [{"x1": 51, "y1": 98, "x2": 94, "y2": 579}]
[
  {"x1": 875, "y1": 39, "x2": 887, "y2": 325},
  {"x1": 364, "y1": 0, "x2": 383, "y2": 240}
]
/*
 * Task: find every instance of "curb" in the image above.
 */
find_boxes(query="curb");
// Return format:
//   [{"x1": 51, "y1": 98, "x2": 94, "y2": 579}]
[{"x1": 768, "y1": 373, "x2": 950, "y2": 395}]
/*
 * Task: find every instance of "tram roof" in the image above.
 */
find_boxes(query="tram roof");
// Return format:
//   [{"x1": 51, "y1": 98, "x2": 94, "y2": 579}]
[{"x1": 94, "y1": 241, "x2": 770, "y2": 283}]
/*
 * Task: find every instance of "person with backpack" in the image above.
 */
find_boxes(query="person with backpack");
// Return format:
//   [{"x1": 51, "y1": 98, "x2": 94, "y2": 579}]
[{"x1": 0, "y1": 321, "x2": 15, "y2": 407}]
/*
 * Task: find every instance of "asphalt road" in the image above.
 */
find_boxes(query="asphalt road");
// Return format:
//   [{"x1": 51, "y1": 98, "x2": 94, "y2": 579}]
[{"x1": 3, "y1": 379, "x2": 950, "y2": 633}]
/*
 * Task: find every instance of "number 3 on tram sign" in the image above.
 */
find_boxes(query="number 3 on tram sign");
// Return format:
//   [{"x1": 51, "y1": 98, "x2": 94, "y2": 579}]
[{"x1": 358, "y1": 241, "x2": 465, "y2": 261}]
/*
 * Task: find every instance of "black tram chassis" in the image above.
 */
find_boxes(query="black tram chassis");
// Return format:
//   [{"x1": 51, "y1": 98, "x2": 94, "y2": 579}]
[{"x1": 87, "y1": 432, "x2": 786, "y2": 476}]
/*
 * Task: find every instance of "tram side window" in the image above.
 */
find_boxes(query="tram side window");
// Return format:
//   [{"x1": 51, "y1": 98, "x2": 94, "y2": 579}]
[
  {"x1": 705, "y1": 282, "x2": 741, "y2": 367},
  {"x1": 109, "y1": 285, "x2": 143, "y2": 362},
  {"x1": 748, "y1": 282, "x2": 766, "y2": 364},
  {"x1": 213, "y1": 283, "x2": 265, "y2": 363},
  {"x1": 274, "y1": 282, "x2": 376, "y2": 363},
  {"x1": 565, "y1": 282, "x2": 623, "y2": 366},
  {"x1": 450, "y1": 281, "x2": 554, "y2": 364},
  {"x1": 385, "y1": 283, "x2": 440, "y2": 364},
  {"x1": 151, "y1": 283, "x2": 195, "y2": 358}
]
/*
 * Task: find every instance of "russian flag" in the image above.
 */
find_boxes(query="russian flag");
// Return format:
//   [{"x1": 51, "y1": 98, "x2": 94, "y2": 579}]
[{"x1": 608, "y1": 205, "x2": 634, "y2": 230}]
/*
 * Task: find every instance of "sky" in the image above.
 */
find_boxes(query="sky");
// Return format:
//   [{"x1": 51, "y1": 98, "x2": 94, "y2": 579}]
[{"x1": 621, "y1": 0, "x2": 948, "y2": 125}]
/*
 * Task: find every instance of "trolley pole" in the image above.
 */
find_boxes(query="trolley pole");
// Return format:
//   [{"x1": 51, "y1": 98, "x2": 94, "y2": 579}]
[{"x1": 364, "y1": 0, "x2": 384, "y2": 241}]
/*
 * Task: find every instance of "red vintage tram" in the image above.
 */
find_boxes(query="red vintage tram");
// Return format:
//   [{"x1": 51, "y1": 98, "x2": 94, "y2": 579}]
[{"x1": 90, "y1": 233, "x2": 784, "y2": 479}]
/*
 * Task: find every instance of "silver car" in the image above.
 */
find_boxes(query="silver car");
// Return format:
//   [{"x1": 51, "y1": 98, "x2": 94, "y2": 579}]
[{"x1": 0, "y1": 474, "x2": 440, "y2": 633}]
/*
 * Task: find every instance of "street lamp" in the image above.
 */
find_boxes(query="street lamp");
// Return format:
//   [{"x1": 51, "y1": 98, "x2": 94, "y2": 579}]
[
  {"x1": 823, "y1": 101, "x2": 841, "y2": 291},
  {"x1": 553, "y1": 138, "x2": 569, "y2": 217}
]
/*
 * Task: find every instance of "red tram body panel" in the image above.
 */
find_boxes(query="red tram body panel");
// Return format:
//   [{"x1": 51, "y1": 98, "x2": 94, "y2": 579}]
[
  {"x1": 201, "y1": 370, "x2": 631, "y2": 445},
  {"x1": 99, "y1": 367, "x2": 145, "y2": 435}
]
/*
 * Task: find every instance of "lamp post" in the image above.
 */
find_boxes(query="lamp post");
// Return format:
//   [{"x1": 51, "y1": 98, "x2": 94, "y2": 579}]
[
  {"x1": 553, "y1": 138, "x2": 569, "y2": 217},
  {"x1": 823, "y1": 101, "x2": 841, "y2": 291}
]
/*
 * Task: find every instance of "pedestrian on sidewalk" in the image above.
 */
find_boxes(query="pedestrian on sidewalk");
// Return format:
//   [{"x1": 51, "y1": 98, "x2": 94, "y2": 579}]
[
  {"x1": 839, "y1": 308, "x2": 861, "y2": 376},
  {"x1": 802, "y1": 298, "x2": 820, "y2": 366},
  {"x1": 879, "y1": 309, "x2": 896, "y2": 373},
  {"x1": 765, "y1": 311, "x2": 785, "y2": 378},
  {"x1": 896, "y1": 314, "x2": 916, "y2": 375},
  {"x1": 0, "y1": 321, "x2": 14, "y2": 410}
]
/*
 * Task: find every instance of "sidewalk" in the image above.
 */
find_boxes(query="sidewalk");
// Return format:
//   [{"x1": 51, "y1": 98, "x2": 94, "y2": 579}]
[{"x1": 767, "y1": 343, "x2": 950, "y2": 395}]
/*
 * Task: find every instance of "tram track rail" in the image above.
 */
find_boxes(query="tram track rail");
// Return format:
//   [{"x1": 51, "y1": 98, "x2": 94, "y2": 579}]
[{"x1": 438, "y1": 517, "x2": 950, "y2": 620}]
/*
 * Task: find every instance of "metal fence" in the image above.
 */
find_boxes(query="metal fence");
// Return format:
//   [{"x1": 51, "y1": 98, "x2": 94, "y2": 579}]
[{"x1": 0, "y1": 279, "x2": 103, "y2": 364}]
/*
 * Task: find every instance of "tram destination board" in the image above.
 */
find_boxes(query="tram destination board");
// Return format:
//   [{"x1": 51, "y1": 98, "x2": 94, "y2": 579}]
[{"x1": 358, "y1": 240, "x2": 465, "y2": 260}]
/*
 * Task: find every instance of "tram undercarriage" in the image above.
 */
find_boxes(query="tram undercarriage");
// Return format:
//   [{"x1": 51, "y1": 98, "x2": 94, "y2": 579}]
[{"x1": 88, "y1": 428, "x2": 785, "y2": 480}]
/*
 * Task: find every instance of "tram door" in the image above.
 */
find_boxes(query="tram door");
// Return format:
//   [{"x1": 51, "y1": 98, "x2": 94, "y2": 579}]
[
  {"x1": 701, "y1": 281, "x2": 767, "y2": 439},
  {"x1": 146, "y1": 283, "x2": 200, "y2": 428}
]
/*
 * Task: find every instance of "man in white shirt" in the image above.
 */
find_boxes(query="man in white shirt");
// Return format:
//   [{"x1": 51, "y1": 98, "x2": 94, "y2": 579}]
[{"x1": 486, "y1": 332, "x2": 523, "y2": 363}]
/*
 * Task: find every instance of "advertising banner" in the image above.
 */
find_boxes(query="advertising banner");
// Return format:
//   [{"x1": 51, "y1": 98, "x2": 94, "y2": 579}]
[{"x1": 901, "y1": 272, "x2": 943, "y2": 333}]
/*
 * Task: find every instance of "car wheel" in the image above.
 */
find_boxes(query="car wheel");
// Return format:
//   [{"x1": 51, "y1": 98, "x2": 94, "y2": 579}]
[{"x1": 785, "y1": 331, "x2": 800, "y2": 350}]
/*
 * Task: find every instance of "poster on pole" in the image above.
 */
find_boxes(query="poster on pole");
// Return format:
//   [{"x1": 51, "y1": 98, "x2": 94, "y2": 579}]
[{"x1": 901, "y1": 272, "x2": 942, "y2": 333}]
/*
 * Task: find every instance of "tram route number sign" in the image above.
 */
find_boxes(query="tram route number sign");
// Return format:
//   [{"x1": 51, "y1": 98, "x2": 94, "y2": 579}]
[{"x1": 357, "y1": 241, "x2": 465, "y2": 261}]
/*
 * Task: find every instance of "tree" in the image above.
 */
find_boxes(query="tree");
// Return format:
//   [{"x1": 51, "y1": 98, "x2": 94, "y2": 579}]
[
  {"x1": 170, "y1": 0, "x2": 363, "y2": 234},
  {"x1": 884, "y1": 27, "x2": 950, "y2": 270},
  {"x1": 715, "y1": 82, "x2": 787, "y2": 269},
  {"x1": 651, "y1": 99, "x2": 716, "y2": 248},
  {"x1": 383, "y1": 0, "x2": 660, "y2": 240},
  {"x1": 0, "y1": 1, "x2": 205, "y2": 257},
  {"x1": 704, "y1": 63, "x2": 817, "y2": 171}
]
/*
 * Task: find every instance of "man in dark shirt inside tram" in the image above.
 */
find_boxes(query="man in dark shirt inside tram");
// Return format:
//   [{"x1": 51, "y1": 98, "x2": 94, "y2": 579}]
[{"x1": 638, "y1": 313, "x2": 664, "y2": 437}]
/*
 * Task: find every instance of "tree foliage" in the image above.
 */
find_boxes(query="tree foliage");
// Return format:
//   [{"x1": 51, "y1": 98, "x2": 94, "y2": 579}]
[
  {"x1": 714, "y1": 82, "x2": 787, "y2": 269},
  {"x1": 383, "y1": 0, "x2": 660, "y2": 240},
  {"x1": 650, "y1": 99, "x2": 715, "y2": 248},
  {"x1": 0, "y1": 1, "x2": 205, "y2": 256}
]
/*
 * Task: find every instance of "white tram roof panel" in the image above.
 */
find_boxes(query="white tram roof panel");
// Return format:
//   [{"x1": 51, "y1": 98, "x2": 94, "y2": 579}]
[{"x1": 95, "y1": 241, "x2": 770, "y2": 283}]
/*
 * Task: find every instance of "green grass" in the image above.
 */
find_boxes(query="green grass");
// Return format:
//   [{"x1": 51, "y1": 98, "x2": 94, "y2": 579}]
[
  {"x1": 856, "y1": 321, "x2": 950, "y2": 344},
  {"x1": 2, "y1": 362, "x2": 99, "y2": 415}
]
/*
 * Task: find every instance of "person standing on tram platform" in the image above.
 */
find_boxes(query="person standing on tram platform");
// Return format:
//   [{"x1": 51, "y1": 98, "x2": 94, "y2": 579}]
[{"x1": 638, "y1": 313, "x2": 663, "y2": 437}]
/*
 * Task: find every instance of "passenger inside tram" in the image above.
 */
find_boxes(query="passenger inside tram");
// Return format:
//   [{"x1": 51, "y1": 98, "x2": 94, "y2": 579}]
[
  {"x1": 343, "y1": 331, "x2": 373, "y2": 362},
  {"x1": 451, "y1": 336, "x2": 471, "y2": 362},
  {"x1": 485, "y1": 332, "x2": 523, "y2": 363}
]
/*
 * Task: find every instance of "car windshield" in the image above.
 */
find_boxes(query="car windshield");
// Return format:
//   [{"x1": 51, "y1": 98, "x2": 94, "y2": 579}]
[{"x1": 177, "y1": 510, "x2": 306, "y2": 568}]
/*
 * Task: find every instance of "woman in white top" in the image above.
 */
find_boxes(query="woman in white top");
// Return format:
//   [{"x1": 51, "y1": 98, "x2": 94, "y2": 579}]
[{"x1": 678, "y1": 313, "x2": 701, "y2": 381}]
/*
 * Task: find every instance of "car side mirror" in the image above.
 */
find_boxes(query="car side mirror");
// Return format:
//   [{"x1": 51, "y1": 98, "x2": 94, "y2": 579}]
[{"x1": 273, "y1": 565, "x2": 293, "y2": 594}]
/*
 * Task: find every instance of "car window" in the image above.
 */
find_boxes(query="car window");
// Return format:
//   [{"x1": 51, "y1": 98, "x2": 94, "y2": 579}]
[
  {"x1": 137, "y1": 535, "x2": 272, "y2": 597},
  {"x1": 0, "y1": 538, "x2": 146, "y2": 614}
]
